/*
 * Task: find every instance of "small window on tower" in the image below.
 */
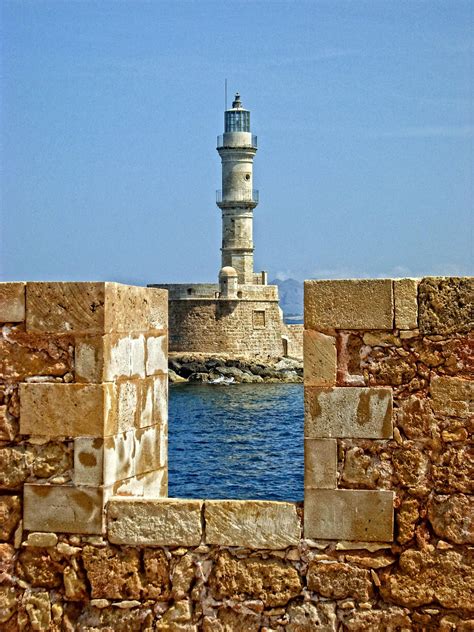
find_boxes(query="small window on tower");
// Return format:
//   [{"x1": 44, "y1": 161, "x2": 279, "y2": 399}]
[{"x1": 253, "y1": 310, "x2": 266, "y2": 329}]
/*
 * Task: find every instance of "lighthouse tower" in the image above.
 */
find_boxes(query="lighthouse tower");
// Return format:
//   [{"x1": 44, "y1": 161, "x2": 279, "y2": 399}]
[{"x1": 216, "y1": 93, "x2": 258, "y2": 285}]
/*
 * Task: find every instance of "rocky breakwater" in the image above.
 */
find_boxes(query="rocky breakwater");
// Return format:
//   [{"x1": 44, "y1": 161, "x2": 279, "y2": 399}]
[{"x1": 169, "y1": 354, "x2": 303, "y2": 384}]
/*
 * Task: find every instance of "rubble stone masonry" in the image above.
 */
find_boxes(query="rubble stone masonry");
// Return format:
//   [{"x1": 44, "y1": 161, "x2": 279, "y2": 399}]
[{"x1": 0, "y1": 277, "x2": 472, "y2": 631}]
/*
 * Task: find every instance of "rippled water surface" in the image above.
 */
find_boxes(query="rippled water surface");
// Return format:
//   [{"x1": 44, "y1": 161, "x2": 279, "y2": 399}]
[{"x1": 168, "y1": 383, "x2": 303, "y2": 501}]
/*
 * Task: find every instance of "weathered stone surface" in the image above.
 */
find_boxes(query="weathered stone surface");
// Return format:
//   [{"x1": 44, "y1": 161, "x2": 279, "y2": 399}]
[
  {"x1": 24, "y1": 590, "x2": 51, "y2": 631},
  {"x1": 0, "y1": 447, "x2": 33, "y2": 489},
  {"x1": 286, "y1": 602, "x2": 337, "y2": 632},
  {"x1": 209, "y1": 551, "x2": 302, "y2": 606},
  {"x1": 146, "y1": 334, "x2": 168, "y2": 376},
  {"x1": 361, "y1": 345, "x2": 418, "y2": 388},
  {"x1": 340, "y1": 445, "x2": 393, "y2": 490},
  {"x1": 75, "y1": 333, "x2": 156, "y2": 383},
  {"x1": 0, "y1": 405, "x2": 17, "y2": 442},
  {"x1": 26, "y1": 282, "x2": 167, "y2": 334},
  {"x1": 63, "y1": 565, "x2": 88, "y2": 600},
  {"x1": 394, "y1": 278, "x2": 419, "y2": 330},
  {"x1": 344, "y1": 552, "x2": 395, "y2": 569},
  {"x1": 73, "y1": 437, "x2": 104, "y2": 486},
  {"x1": 343, "y1": 607, "x2": 412, "y2": 631},
  {"x1": 394, "y1": 395, "x2": 437, "y2": 440},
  {"x1": 380, "y1": 549, "x2": 474, "y2": 609},
  {"x1": 336, "y1": 332, "x2": 365, "y2": 386},
  {"x1": 171, "y1": 554, "x2": 194, "y2": 599},
  {"x1": 396, "y1": 498, "x2": 419, "y2": 544},
  {"x1": 305, "y1": 279, "x2": 393, "y2": 330},
  {"x1": 418, "y1": 276, "x2": 473, "y2": 334},
  {"x1": 203, "y1": 607, "x2": 261, "y2": 631},
  {"x1": 17, "y1": 548, "x2": 64, "y2": 587},
  {"x1": 307, "y1": 561, "x2": 373, "y2": 600},
  {"x1": 20, "y1": 382, "x2": 115, "y2": 437},
  {"x1": 427, "y1": 494, "x2": 474, "y2": 544},
  {"x1": 0, "y1": 282, "x2": 25, "y2": 322},
  {"x1": 0, "y1": 495, "x2": 21, "y2": 541},
  {"x1": 24, "y1": 484, "x2": 104, "y2": 534},
  {"x1": 143, "y1": 549, "x2": 170, "y2": 599},
  {"x1": 305, "y1": 438, "x2": 337, "y2": 488},
  {"x1": 26, "y1": 282, "x2": 106, "y2": 333},
  {"x1": 112, "y1": 467, "x2": 167, "y2": 498},
  {"x1": 33, "y1": 442, "x2": 72, "y2": 478},
  {"x1": 75, "y1": 604, "x2": 153, "y2": 632},
  {"x1": 25, "y1": 532, "x2": 58, "y2": 547},
  {"x1": 303, "y1": 330, "x2": 337, "y2": 386},
  {"x1": 0, "y1": 586, "x2": 17, "y2": 625},
  {"x1": 0, "y1": 327, "x2": 73, "y2": 381},
  {"x1": 392, "y1": 445, "x2": 430, "y2": 489},
  {"x1": 0, "y1": 543, "x2": 15, "y2": 583},
  {"x1": 103, "y1": 424, "x2": 164, "y2": 486},
  {"x1": 430, "y1": 375, "x2": 473, "y2": 419},
  {"x1": 107, "y1": 498, "x2": 203, "y2": 546},
  {"x1": 82, "y1": 545, "x2": 142, "y2": 599},
  {"x1": 157, "y1": 599, "x2": 192, "y2": 626},
  {"x1": 304, "y1": 489, "x2": 394, "y2": 542},
  {"x1": 305, "y1": 386, "x2": 392, "y2": 438},
  {"x1": 204, "y1": 500, "x2": 300, "y2": 549},
  {"x1": 432, "y1": 445, "x2": 473, "y2": 493}
]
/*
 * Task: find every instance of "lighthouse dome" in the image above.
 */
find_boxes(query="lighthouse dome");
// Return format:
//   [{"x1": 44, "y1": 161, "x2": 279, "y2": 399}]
[{"x1": 219, "y1": 266, "x2": 238, "y2": 278}]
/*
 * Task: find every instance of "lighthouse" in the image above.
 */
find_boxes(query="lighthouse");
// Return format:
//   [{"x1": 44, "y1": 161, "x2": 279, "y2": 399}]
[{"x1": 216, "y1": 93, "x2": 258, "y2": 285}]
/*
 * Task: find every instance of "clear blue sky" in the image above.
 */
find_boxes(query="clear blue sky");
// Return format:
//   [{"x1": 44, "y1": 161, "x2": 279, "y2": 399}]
[{"x1": 1, "y1": 0, "x2": 472, "y2": 284}]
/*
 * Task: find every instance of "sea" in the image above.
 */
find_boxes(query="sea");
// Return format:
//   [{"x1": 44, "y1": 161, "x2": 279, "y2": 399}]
[{"x1": 168, "y1": 382, "x2": 304, "y2": 502}]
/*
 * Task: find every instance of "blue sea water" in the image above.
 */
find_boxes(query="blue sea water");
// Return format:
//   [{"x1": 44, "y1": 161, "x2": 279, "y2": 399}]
[{"x1": 168, "y1": 383, "x2": 304, "y2": 502}]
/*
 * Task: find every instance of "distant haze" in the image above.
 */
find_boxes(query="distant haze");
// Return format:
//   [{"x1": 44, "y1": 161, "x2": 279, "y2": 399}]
[
  {"x1": 1, "y1": 1, "x2": 472, "y2": 284},
  {"x1": 272, "y1": 279, "x2": 303, "y2": 317}
]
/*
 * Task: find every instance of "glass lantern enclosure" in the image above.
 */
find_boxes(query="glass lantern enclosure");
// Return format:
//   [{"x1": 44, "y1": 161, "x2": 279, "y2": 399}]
[{"x1": 225, "y1": 109, "x2": 250, "y2": 132}]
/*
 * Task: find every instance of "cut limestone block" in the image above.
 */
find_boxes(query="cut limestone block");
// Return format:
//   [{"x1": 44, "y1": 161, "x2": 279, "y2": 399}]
[
  {"x1": 418, "y1": 277, "x2": 473, "y2": 334},
  {"x1": 0, "y1": 282, "x2": 26, "y2": 322},
  {"x1": 26, "y1": 282, "x2": 167, "y2": 334},
  {"x1": 73, "y1": 438, "x2": 104, "y2": 486},
  {"x1": 24, "y1": 484, "x2": 106, "y2": 534},
  {"x1": 74, "y1": 424, "x2": 165, "y2": 487},
  {"x1": 20, "y1": 382, "x2": 115, "y2": 437},
  {"x1": 393, "y1": 278, "x2": 419, "y2": 330},
  {"x1": 103, "y1": 424, "x2": 165, "y2": 486},
  {"x1": 305, "y1": 386, "x2": 393, "y2": 438},
  {"x1": 304, "y1": 489, "x2": 394, "y2": 542},
  {"x1": 146, "y1": 334, "x2": 168, "y2": 376},
  {"x1": 204, "y1": 500, "x2": 301, "y2": 549},
  {"x1": 75, "y1": 334, "x2": 147, "y2": 383},
  {"x1": 107, "y1": 498, "x2": 203, "y2": 546},
  {"x1": 114, "y1": 376, "x2": 168, "y2": 433},
  {"x1": 305, "y1": 279, "x2": 393, "y2": 331},
  {"x1": 430, "y1": 376, "x2": 474, "y2": 419},
  {"x1": 0, "y1": 329, "x2": 74, "y2": 382},
  {"x1": 305, "y1": 438, "x2": 338, "y2": 489},
  {"x1": 303, "y1": 330, "x2": 337, "y2": 386},
  {"x1": 112, "y1": 468, "x2": 168, "y2": 498}
]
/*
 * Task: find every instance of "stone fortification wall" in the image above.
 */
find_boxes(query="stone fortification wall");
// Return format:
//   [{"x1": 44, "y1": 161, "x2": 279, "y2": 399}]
[
  {"x1": 0, "y1": 277, "x2": 472, "y2": 631},
  {"x1": 284, "y1": 324, "x2": 304, "y2": 360},
  {"x1": 150, "y1": 282, "x2": 286, "y2": 358},
  {"x1": 166, "y1": 297, "x2": 285, "y2": 358},
  {"x1": 152, "y1": 283, "x2": 279, "y2": 302}
]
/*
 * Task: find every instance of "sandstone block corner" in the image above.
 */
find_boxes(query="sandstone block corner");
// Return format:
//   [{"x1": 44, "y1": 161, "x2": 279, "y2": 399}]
[
  {"x1": 107, "y1": 498, "x2": 203, "y2": 546},
  {"x1": 305, "y1": 386, "x2": 393, "y2": 439},
  {"x1": 204, "y1": 499, "x2": 301, "y2": 549},
  {"x1": 305, "y1": 279, "x2": 394, "y2": 330},
  {"x1": 304, "y1": 488, "x2": 394, "y2": 542},
  {"x1": 0, "y1": 282, "x2": 26, "y2": 322}
]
